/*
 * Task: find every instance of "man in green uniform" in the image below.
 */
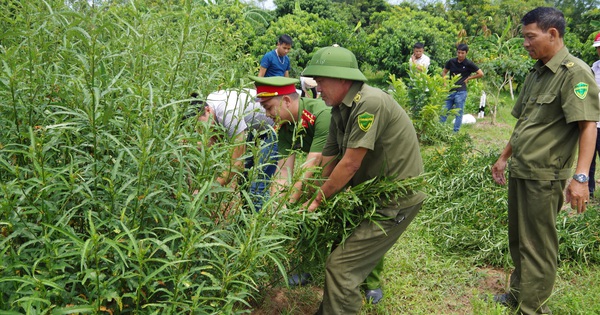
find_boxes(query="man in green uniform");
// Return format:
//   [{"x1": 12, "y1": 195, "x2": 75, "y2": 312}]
[
  {"x1": 491, "y1": 7, "x2": 600, "y2": 315},
  {"x1": 302, "y1": 45, "x2": 426, "y2": 314},
  {"x1": 250, "y1": 75, "x2": 331, "y2": 204},
  {"x1": 251, "y1": 76, "x2": 390, "y2": 291},
  {"x1": 250, "y1": 76, "x2": 331, "y2": 287}
]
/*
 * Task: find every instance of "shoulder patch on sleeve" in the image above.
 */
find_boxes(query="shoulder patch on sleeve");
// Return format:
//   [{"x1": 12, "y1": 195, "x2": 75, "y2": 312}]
[
  {"x1": 301, "y1": 109, "x2": 316, "y2": 128},
  {"x1": 574, "y1": 82, "x2": 588, "y2": 100},
  {"x1": 357, "y1": 112, "x2": 374, "y2": 132}
]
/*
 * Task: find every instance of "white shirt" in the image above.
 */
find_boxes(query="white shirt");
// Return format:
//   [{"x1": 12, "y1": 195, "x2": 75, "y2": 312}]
[
  {"x1": 206, "y1": 89, "x2": 274, "y2": 138},
  {"x1": 410, "y1": 54, "x2": 430, "y2": 71},
  {"x1": 592, "y1": 60, "x2": 600, "y2": 128},
  {"x1": 592, "y1": 60, "x2": 600, "y2": 87}
]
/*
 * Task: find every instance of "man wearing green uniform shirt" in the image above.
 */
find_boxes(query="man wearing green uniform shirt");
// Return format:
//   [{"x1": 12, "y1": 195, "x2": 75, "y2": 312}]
[
  {"x1": 491, "y1": 7, "x2": 600, "y2": 315},
  {"x1": 251, "y1": 75, "x2": 391, "y2": 291},
  {"x1": 250, "y1": 75, "x2": 332, "y2": 204},
  {"x1": 302, "y1": 45, "x2": 426, "y2": 314}
]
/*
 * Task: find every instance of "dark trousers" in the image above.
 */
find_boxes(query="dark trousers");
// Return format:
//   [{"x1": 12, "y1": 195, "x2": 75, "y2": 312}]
[
  {"x1": 301, "y1": 87, "x2": 317, "y2": 99},
  {"x1": 588, "y1": 127, "x2": 600, "y2": 194},
  {"x1": 243, "y1": 129, "x2": 279, "y2": 211}
]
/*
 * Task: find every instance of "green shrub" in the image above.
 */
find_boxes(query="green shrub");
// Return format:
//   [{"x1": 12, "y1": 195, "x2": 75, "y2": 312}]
[
  {"x1": 420, "y1": 135, "x2": 511, "y2": 267},
  {"x1": 0, "y1": 2, "x2": 289, "y2": 313},
  {"x1": 557, "y1": 208, "x2": 600, "y2": 264},
  {"x1": 420, "y1": 134, "x2": 600, "y2": 267},
  {"x1": 388, "y1": 69, "x2": 453, "y2": 145}
]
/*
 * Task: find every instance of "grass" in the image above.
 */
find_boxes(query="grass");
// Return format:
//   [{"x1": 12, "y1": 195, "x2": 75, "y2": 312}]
[{"x1": 251, "y1": 95, "x2": 600, "y2": 315}]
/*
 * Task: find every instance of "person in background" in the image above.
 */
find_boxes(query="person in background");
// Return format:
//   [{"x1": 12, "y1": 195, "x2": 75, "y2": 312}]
[
  {"x1": 193, "y1": 88, "x2": 278, "y2": 211},
  {"x1": 587, "y1": 31, "x2": 600, "y2": 197},
  {"x1": 440, "y1": 43, "x2": 484, "y2": 132},
  {"x1": 258, "y1": 34, "x2": 293, "y2": 78},
  {"x1": 409, "y1": 42, "x2": 430, "y2": 72},
  {"x1": 491, "y1": 7, "x2": 600, "y2": 314},
  {"x1": 300, "y1": 76, "x2": 318, "y2": 99},
  {"x1": 302, "y1": 45, "x2": 426, "y2": 314}
]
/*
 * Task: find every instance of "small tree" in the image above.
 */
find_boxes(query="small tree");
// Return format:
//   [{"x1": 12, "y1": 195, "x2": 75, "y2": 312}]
[
  {"x1": 389, "y1": 69, "x2": 452, "y2": 145},
  {"x1": 479, "y1": 23, "x2": 533, "y2": 124}
]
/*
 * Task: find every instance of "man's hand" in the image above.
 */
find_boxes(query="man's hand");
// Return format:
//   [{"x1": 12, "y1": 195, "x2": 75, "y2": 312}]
[
  {"x1": 301, "y1": 193, "x2": 321, "y2": 213},
  {"x1": 566, "y1": 181, "x2": 589, "y2": 214},
  {"x1": 305, "y1": 199, "x2": 320, "y2": 212},
  {"x1": 492, "y1": 158, "x2": 508, "y2": 185}
]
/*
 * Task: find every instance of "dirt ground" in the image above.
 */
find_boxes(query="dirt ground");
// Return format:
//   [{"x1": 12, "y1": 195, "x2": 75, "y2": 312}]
[
  {"x1": 250, "y1": 267, "x2": 509, "y2": 315},
  {"x1": 251, "y1": 286, "x2": 323, "y2": 315}
]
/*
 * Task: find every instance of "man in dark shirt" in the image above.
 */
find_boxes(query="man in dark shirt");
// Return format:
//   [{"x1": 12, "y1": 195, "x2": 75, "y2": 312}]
[{"x1": 440, "y1": 43, "x2": 484, "y2": 132}]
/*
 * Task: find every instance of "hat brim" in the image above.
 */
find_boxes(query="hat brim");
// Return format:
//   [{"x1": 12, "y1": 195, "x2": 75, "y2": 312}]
[
  {"x1": 302, "y1": 65, "x2": 367, "y2": 82},
  {"x1": 594, "y1": 42, "x2": 600, "y2": 47}
]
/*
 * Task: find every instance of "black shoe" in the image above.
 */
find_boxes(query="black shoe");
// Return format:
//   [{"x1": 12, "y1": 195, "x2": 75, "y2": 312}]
[
  {"x1": 365, "y1": 288, "x2": 383, "y2": 304},
  {"x1": 492, "y1": 293, "x2": 517, "y2": 308},
  {"x1": 287, "y1": 272, "x2": 312, "y2": 286}
]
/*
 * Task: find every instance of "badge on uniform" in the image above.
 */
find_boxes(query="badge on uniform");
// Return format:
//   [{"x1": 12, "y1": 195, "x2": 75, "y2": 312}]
[
  {"x1": 301, "y1": 109, "x2": 316, "y2": 128},
  {"x1": 574, "y1": 82, "x2": 588, "y2": 100},
  {"x1": 357, "y1": 112, "x2": 374, "y2": 132}
]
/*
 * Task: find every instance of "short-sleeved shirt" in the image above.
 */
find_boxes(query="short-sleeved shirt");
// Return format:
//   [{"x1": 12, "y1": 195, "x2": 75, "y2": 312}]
[
  {"x1": 260, "y1": 50, "x2": 291, "y2": 77},
  {"x1": 277, "y1": 98, "x2": 331, "y2": 156},
  {"x1": 509, "y1": 46, "x2": 600, "y2": 180},
  {"x1": 206, "y1": 89, "x2": 274, "y2": 138},
  {"x1": 444, "y1": 58, "x2": 480, "y2": 91},
  {"x1": 322, "y1": 82, "x2": 426, "y2": 208},
  {"x1": 410, "y1": 54, "x2": 430, "y2": 70},
  {"x1": 592, "y1": 60, "x2": 600, "y2": 87}
]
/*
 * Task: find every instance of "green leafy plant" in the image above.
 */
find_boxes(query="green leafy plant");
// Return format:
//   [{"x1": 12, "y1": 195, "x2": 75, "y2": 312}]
[{"x1": 388, "y1": 70, "x2": 453, "y2": 145}]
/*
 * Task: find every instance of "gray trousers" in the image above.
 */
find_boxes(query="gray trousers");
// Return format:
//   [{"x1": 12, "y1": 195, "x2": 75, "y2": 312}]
[
  {"x1": 508, "y1": 177, "x2": 565, "y2": 315},
  {"x1": 316, "y1": 201, "x2": 423, "y2": 315}
]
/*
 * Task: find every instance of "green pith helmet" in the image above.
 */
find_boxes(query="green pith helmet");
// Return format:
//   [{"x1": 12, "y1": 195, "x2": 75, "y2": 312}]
[{"x1": 302, "y1": 45, "x2": 367, "y2": 82}]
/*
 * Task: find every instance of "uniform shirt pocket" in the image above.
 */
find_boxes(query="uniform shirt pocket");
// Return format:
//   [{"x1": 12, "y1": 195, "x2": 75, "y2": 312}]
[{"x1": 530, "y1": 94, "x2": 558, "y2": 124}]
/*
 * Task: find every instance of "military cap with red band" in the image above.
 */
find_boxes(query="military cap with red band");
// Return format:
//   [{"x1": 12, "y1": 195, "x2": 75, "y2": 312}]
[{"x1": 249, "y1": 75, "x2": 300, "y2": 101}]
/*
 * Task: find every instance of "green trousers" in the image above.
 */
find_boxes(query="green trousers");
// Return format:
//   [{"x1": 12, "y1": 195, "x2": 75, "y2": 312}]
[
  {"x1": 364, "y1": 258, "x2": 383, "y2": 290},
  {"x1": 316, "y1": 201, "x2": 423, "y2": 315},
  {"x1": 507, "y1": 178, "x2": 565, "y2": 315}
]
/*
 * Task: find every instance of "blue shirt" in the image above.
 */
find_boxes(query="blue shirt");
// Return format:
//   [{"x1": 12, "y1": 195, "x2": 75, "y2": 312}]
[{"x1": 260, "y1": 50, "x2": 291, "y2": 77}]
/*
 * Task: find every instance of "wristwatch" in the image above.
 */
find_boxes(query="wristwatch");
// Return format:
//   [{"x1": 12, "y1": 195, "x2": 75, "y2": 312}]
[{"x1": 572, "y1": 173, "x2": 589, "y2": 183}]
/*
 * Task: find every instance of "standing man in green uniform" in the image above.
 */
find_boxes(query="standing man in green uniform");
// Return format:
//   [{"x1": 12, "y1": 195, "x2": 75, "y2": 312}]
[
  {"x1": 250, "y1": 75, "x2": 331, "y2": 204},
  {"x1": 491, "y1": 7, "x2": 600, "y2": 315},
  {"x1": 302, "y1": 45, "x2": 426, "y2": 314}
]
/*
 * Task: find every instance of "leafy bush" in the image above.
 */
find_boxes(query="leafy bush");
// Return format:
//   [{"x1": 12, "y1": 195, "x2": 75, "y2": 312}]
[
  {"x1": 557, "y1": 208, "x2": 600, "y2": 264},
  {"x1": 420, "y1": 135, "x2": 511, "y2": 267},
  {"x1": 0, "y1": 2, "x2": 289, "y2": 313},
  {"x1": 365, "y1": 6, "x2": 458, "y2": 77},
  {"x1": 421, "y1": 134, "x2": 600, "y2": 267},
  {"x1": 388, "y1": 70, "x2": 453, "y2": 145}
]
